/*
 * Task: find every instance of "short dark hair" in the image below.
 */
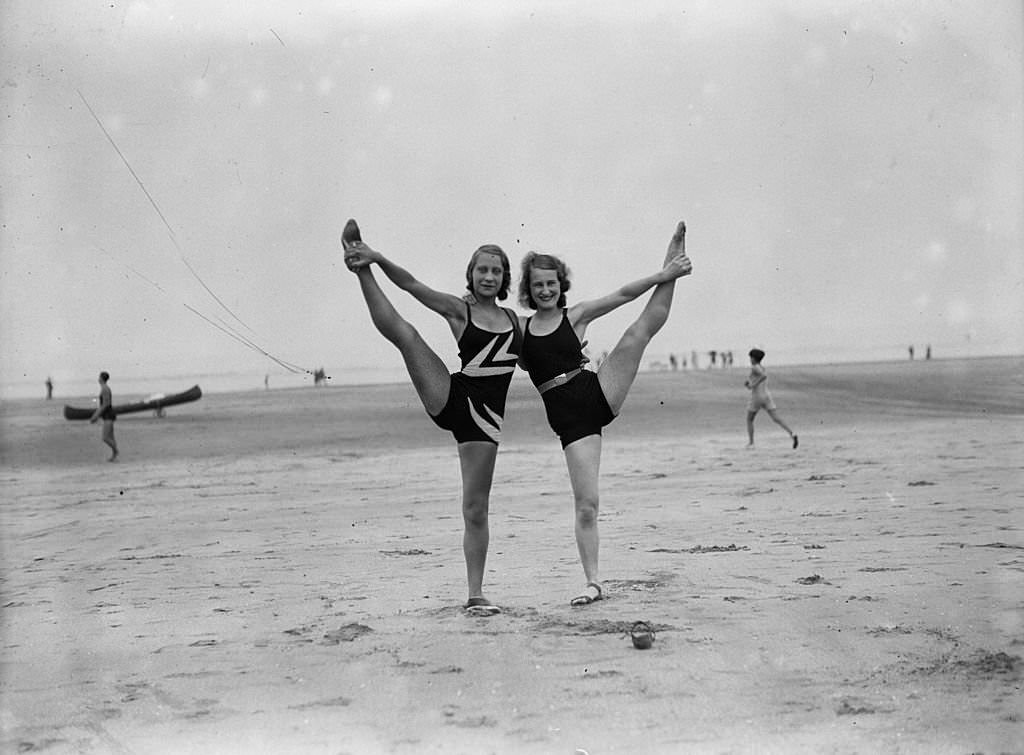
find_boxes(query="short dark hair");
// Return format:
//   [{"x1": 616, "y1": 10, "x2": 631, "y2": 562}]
[
  {"x1": 465, "y1": 245, "x2": 511, "y2": 301},
  {"x1": 517, "y1": 251, "x2": 571, "y2": 310},
  {"x1": 748, "y1": 349, "x2": 765, "y2": 363},
  {"x1": 99, "y1": 371, "x2": 110, "y2": 381}
]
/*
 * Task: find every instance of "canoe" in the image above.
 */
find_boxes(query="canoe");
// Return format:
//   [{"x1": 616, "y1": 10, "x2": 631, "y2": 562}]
[{"x1": 63, "y1": 385, "x2": 202, "y2": 420}]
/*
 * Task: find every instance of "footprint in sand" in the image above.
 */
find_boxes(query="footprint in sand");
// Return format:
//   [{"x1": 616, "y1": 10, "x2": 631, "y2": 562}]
[
  {"x1": 322, "y1": 623, "x2": 373, "y2": 644},
  {"x1": 795, "y1": 574, "x2": 827, "y2": 585}
]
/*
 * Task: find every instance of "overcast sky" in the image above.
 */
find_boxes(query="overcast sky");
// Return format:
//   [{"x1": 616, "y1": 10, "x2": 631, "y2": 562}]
[{"x1": 2, "y1": 0, "x2": 1021, "y2": 395}]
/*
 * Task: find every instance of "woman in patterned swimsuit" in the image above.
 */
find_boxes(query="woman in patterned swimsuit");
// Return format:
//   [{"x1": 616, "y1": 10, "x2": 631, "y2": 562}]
[
  {"x1": 342, "y1": 220, "x2": 521, "y2": 615},
  {"x1": 518, "y1": 221, "x2": 691, "y2": 607}
]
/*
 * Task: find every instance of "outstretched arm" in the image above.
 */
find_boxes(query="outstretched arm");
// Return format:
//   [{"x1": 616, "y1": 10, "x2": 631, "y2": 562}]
[
  {"x1": 343, "y1": 236, "x2": 465, "y2": 323},
  {"x1": 570, "y1": 252, "x2": 691, "y2": 329},
  {"x1": 569, "y1": 221, "x2": 690, "y2": 330}
]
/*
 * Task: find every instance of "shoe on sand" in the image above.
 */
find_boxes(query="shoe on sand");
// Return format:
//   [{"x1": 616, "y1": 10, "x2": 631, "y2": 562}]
[
  {"x1": 570, "y1": 581, "x2": 603, "y2": 607},
  {"x1": 464, "y1": 596, "x2": 501, "y2": 616}
]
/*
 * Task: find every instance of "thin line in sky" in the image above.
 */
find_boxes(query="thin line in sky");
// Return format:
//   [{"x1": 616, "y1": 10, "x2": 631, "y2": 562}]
[
  {"x1": 76, "y1": 88, "x2": 256, "y2": 336},
  {"x1": 183, "y1": 305, "x2": 309, "y2": 375}
]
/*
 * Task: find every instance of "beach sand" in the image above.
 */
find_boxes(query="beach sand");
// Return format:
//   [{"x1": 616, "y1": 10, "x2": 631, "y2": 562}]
[{"x1": 2, "y1": 357, "x2": 1022, "y2": 753}]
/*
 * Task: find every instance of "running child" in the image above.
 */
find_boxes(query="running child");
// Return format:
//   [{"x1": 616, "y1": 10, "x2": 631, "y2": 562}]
[{"x1": 744, "y1": 348, "x2": 798, "y2": 449}]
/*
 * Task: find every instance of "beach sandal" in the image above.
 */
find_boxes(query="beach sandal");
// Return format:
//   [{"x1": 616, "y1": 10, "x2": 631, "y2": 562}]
[
  {"x1": 630, "y1": 620, "x2": 655, "y2": 650},
  {"x1": 464, "y1": 596, "x2": 501, "y2": 616},
  {"x1": 792, "y1": 434, "x2": 799, "y2": 449},
  {"x1": 570, "y1": 582, "x2": 603, "y2": 607}
]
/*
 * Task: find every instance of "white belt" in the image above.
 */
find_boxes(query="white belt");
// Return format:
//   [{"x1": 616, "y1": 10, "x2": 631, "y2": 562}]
[{"x1": 537, "y1": 368, "x2": 582, "y2": 394}]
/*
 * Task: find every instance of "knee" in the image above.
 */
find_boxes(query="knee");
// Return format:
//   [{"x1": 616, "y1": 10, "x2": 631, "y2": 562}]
[
  {"x1": 627, "y1": 312, "x2": 664, "y2": 343},
  {"x1": 462, "y1": 495, "x2": 489, "y2": 528},
  {"x1": 574, "y1": 496, "x2": 599, "y2": 527}
]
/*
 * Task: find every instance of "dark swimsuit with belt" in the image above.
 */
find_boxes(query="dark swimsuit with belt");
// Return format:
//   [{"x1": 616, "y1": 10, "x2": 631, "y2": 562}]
[{"x1": 522, "y1": 309, "x2": 614, "y2": 448}]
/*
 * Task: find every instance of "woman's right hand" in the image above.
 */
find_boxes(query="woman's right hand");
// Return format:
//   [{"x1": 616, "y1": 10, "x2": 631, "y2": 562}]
[
  {"x1": 343, "y1": 242, "x2": 380, "y2": 271},
  {"x1": 662, "y1": 252, "x2": 692, "y2": 281}
]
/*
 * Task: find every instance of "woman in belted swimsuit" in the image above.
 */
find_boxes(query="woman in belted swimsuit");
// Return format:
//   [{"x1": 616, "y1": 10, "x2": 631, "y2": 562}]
[
  {"x1": 518, "y1": 221, "x2": 691, "y2": 606},
  {"x1": 342, "y1": 220, "x2": 522, "y2": 616}
]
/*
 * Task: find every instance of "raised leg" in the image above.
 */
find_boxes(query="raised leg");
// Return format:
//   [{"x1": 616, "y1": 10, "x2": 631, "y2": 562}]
[
  {"x1": 352, "y1": 267, "x2": 451, "y2": 415},
  {"x1": 597, "y1": 221, "x2": 688, "y2": 414}
]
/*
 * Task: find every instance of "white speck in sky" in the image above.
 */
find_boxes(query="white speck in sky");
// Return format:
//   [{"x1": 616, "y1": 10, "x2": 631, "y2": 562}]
[
  {"x1": 925, "y1": 241, "x2": 947, "y2": 264},
  {"x1": 374, "y1": 86, "x2": 394, "y2": 108},
  {"x1": 947, "y1": 300, "x2": 971, "y2": 325}
]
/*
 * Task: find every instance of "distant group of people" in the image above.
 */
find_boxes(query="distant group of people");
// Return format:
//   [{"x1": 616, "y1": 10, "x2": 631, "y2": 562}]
[
  {"x1": 664, "y1": 350, "x2": 736, "y2": 370},
  {"x1": 908, "y1": 344, "x2": 933, "y2": 360}
]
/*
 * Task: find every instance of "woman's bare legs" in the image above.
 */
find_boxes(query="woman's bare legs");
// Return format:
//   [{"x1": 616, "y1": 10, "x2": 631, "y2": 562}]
[
  {"x1": 458, "y1": 442, "x2": 499, "y2": 599},
  {"x1": 746, "y1": 410, "x2": 758, "y2": 446},
  {"x1": 563, "y1": 435, "x2": 602, "y2": 601},
  {"x1": 352, "y1": 266, "x2": 451, "y2": 414},
  {"x1": 766, "y1": 409, "x2": 797, "y2": 447},
  {"x1": 598, "y1": 221, "x2": 687, "y2": 414},
  {"x1": 748, "y1": 408, "x2": 797, "y2": 447},
  {"x1": 350, "y1": 265, "x2": 498, "y2": 605}
]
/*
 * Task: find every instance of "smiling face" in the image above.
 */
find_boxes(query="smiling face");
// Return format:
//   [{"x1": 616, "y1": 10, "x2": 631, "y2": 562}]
[
  {"x1": 529, "y1": 267, "x2": 562, "y2": 311},
  {"x1": 517, "y1": 252, "x2": 570, "y2": 310}
]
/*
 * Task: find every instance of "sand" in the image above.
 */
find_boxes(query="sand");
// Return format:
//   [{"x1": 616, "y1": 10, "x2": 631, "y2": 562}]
[{"x1": 1, "y1": 357, "x2": 1022, "y2": 754}]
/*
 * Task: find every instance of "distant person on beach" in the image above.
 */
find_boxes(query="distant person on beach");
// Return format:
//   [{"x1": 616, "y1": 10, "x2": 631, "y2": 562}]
[
  {"x1": 342, "y1": 219, "x2": 521, "y2": 616},
  {"x1": 89, "y1": 371, "x2": 118, "y2": 461},
  {"x1": 926, "y1": 344, "x2": 932, "y2": 360},
  {"x1": 517, "y1": 221, "x2": 691, "y2": 607},
  {"x1": 45, "y1": 376, "x2": 53, "y2": 400},
  {"x1": 745, "y1": 349, "x2": 797, "y2": 449}
]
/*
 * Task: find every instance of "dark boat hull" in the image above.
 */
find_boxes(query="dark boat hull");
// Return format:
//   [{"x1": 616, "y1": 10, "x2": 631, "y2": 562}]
[{"x1": 63, "y1": 385, "x2": 202, "y2": 420}]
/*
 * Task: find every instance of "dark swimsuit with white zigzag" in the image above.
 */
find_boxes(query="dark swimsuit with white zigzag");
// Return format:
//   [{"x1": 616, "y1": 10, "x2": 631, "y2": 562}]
[{"x1": 430, "y1": 302, "x2": 522, "y2": 444}]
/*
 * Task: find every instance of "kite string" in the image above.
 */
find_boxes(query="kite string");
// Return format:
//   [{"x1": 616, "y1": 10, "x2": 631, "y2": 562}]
[
  {"x1": 96, "y1": 242, "x2": 312, "y2": 375},
  {"x1": 77, "y1": 88, "x2": 254, "y2": 335},
  {"x1": 77, "y1": 90, "x2": 317, "y2": 377}
]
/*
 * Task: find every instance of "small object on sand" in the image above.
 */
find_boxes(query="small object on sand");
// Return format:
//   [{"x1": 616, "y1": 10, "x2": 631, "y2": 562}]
[
  {"x1": 630, "y1": 620, "x2": 655, "y2": 650},
  {"x1": 792, "y1": 434, "x2": 799, "y2": 449},
  {"x1": 342, "y1": 218, "x2": 362, "y2": 246},
  {"x1": 464, "y1": 596, "x2": 501, "y2": 616}
]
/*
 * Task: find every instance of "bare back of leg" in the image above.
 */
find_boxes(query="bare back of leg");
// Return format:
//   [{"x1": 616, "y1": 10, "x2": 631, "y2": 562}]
[
  {"x1": 597, "y1": 222, "x2": 686, "y2": 414},
  {"x1": 355, "y1": 267, "x2": 451, "y2": 415}
]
